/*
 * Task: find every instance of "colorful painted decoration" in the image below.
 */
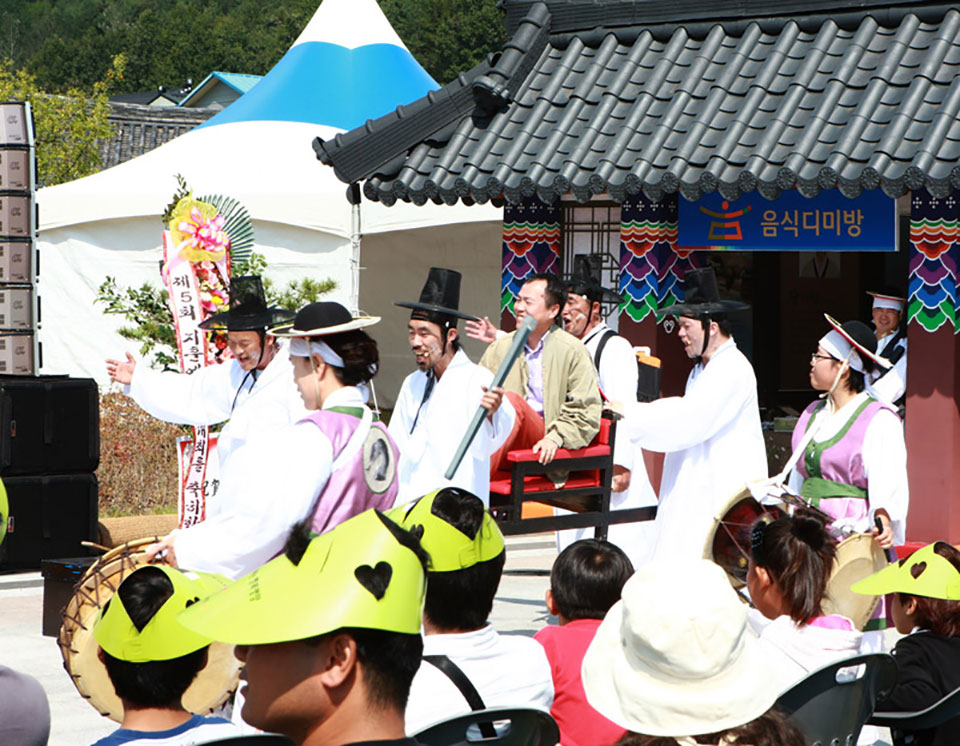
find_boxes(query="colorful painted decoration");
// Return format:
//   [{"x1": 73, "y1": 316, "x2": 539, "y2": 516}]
[
  {"x1": 619, "y1": 194, "x2": 702, "y2": 324},
  {"x1": 909, "y1": 189, "x2": 959, "y2": 333},
  {"x1": 501, "y1": 198, "x2": 561, "y2": 323}
]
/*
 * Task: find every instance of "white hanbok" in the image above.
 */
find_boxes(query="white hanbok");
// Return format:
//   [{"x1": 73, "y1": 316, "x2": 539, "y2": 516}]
[
  {"x1": 173, "y1": 386, "x2": 384, "y2": 579},
  {"x1": 621, "y1": 339, "x2": 767, "y2": 560},
  {"x1": 557, "y1": 323, "x2": 658, "y2": 567},
  {"x1": 125, "y1": 345, "x2": 308, "y2": 494},
  {"x1": 868, "y1": 333, "x2": 907, "y2": 406},
  {"x1": 389, "y1": 349, "x2": 515, "y2": 506},
  {"x1": 786, "y1": 391, "x2": 909, "y2": 545}
]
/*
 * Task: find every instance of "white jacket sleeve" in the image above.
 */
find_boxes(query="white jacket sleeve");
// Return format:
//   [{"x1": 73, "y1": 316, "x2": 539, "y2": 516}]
[
  {"x1": 597, "y1": 335, "x2": 640, "y2": 468},
  {"x1": 127, "y1": 361, "x2": 240, "y2": 427},
  {"x1": 621, "y1": 357, "x2": 755, "y2": 454},
  {"x1": 869, "y1": 348, "x2": 907, "y2": 405},
  {"x1": 862, "y1": 409, "x2": 909, "y2": 545},
  {"x1": 174, "y1": 423, "x2": 333, "y2": 578}
]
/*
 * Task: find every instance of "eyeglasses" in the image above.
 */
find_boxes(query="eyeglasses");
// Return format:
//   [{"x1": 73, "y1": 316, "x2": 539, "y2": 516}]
[{"x1": 810, "y1": 353, "x2": 837, "y2": 364}]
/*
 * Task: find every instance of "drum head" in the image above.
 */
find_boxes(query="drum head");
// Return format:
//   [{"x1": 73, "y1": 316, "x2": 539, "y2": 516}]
[
  {"x1": 58, "y1": 539, "x2": 242, "y2": 722},
  {"x1": 823, "y1": 533, "x2": 889, "y2": 630},
  {"x1": 704, "y1": 488, "x2": 783, "y2": 589}
]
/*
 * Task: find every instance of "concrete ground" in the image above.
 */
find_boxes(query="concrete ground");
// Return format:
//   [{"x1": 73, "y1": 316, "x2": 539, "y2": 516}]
[{"x1": 0, "y1": 534, "x2": 890, "y2": 746}]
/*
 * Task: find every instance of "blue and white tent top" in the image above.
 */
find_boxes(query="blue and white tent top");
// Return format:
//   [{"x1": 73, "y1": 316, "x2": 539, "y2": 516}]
[
  {"x1": 38, "y1": 0, "x2": 493, "y2": 236},
  {"x1": 199, "y1": 0, "x2": 438, "y2": 131}
]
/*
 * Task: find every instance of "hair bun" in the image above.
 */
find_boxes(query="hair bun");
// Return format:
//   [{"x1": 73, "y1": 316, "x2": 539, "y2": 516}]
[{"x1": 790, "y1": 511, "x2": 828, "y2": 551}]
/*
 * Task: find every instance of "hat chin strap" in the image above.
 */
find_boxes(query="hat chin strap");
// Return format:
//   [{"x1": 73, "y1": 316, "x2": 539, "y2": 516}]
[
  {"x1": 821, "y1": 351, "x2": 853, "y2": 413},
  {"x1": 697, "y1": 316, "x2": 712, "y2": 363}
]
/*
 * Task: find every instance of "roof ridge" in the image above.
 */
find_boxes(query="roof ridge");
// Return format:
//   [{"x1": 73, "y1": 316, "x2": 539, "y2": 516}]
[{"x1": 503, "y1": 0, "x2": 956, "y2": 37}]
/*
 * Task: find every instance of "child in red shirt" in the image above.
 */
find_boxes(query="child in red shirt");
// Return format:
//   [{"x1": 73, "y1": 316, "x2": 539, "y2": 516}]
[{"x1": 535, "y1": 539, "x2": 633, "y2": 746}]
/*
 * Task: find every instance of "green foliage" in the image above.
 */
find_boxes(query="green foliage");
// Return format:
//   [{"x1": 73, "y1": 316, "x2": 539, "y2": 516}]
[
  {"x1": 0, "y1": 53, "x2": 124, "y2": 186},
  {"x1": 97, "y1": 277, "x2": 180, "y2": 370},
  {"x1": 380, "y1": 0, "x2": 505, "y2": 84},
  {"x1": 96, "y1": 253, "x2": 337, "y2": 370},
  {"x1": 1, "y1": 0, "x2": 504, "y2": 92}
]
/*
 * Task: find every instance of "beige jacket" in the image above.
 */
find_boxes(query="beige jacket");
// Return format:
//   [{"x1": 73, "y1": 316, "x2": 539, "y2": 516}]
[{"x1": 479, "y1": 327, "x2": 601, "y2": 448}]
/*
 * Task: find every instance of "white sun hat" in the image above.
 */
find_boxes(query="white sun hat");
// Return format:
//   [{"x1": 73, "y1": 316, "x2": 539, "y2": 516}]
[{"x1": 581, "y1": 559, "x2": 777, "y2": 738}]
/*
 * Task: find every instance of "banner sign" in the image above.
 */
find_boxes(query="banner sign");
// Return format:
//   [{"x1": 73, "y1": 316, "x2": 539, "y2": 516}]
[
  {"x1": 176, "y1": 433, "x2": 221, "y2": 528},
  {"x1": 678, "y1": 189, "x2": 896, "y2": 252},
  {"x1": 161, "y1": 204, "x2": 232, "y2": 529}
]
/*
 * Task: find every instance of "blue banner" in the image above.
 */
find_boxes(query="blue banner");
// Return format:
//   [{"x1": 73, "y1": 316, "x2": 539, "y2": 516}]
[{"x1": 678, "y1": 190, "x2": 896, "y2": 251}]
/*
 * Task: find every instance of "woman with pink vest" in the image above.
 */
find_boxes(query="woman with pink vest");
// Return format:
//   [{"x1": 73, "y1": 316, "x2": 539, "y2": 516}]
[
  {"x1": 787, "y1": 314, "x2": 909, "y2": 648},
  {"x1": 154, "y1": 302, "x2": 400, "y2": 579}
]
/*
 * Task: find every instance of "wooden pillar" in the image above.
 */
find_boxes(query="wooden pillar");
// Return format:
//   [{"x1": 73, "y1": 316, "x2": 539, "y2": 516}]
[{"x1": 904, "y1": 189, "x2": 960, "y2": 543}]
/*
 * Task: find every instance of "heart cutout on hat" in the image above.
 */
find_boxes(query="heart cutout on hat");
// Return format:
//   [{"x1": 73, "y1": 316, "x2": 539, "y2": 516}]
[
  {"x1": 408, "y1": 524, "x2": 425, "y2": 540},
  {"x1": 911, "y1": 561, "x2": 927, "y2": 579},
  {"x1": 355, "y1": 562, "x2": 393, "y2": 600}
]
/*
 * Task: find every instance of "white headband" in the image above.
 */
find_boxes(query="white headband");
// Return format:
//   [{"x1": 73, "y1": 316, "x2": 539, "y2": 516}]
[
  {"x1": 289, "y1": 337, "x2": 344, "y2": 367},
  {"x1": 872, "y1": 296, "x2": 904, "y2": 312},
  {"x1": 820, "y1": 330, "x2": 865, "y2": 373}
]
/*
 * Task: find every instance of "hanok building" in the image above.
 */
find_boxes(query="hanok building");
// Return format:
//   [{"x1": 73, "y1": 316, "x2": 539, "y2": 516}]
[{"x1": 316, "y1": 0, "x2": 960, "y2": 543}]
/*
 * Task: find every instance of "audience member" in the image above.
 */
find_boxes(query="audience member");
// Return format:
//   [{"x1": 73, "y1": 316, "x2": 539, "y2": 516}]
[
  {"x1": 853, "y1": 541, "x2": 960, "y2": 746},
  {"x1": 535, "y1": 539, "x2": 633, "y2": 746},
  {"x1": 391, "y1": 488, "x2": 554, "y2": 733},
  {"x1": 0, "y1": 666, "x2": 50, "y2": 746},
  {"x1": 91, "y1": 565, "x2": 239, "y2": 746},
  {"x1": 582, "y1": 560, "x2": 804, "y2": 746},
  {"x1": 177, "y1": 509, "x2": 429, "y2": 746},
  {"x1": 748, "y1": 510, "x2": 862, "y2": 689}
]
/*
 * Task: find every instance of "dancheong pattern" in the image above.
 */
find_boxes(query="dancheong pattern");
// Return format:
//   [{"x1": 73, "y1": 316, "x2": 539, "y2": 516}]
[
  {"x1": 910, "y1": 189, "x2": 959, "y2": 333},
  {"x1": 619, "y1": 194, "x2": 701, "y2": 324},
  {"x1": 501, "y1": 198, "x2": 561, "y2": 320}
]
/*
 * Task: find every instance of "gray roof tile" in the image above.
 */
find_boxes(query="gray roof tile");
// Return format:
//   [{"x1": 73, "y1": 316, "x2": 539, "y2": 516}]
[{"x1": 315, "y1": 1, "x2": 960, "y2": 204}]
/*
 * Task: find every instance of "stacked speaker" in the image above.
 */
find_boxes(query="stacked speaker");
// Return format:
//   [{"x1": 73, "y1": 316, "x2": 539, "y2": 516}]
[
  {"x1": 0, "y1": 101, "x2": 38, "y2": 374},
  {"x1": 0, "y1": 377, "x2": 100, "y2": 568},
  {"x1": 0, "y1": 103, "x2": 99, "y2": 569}
]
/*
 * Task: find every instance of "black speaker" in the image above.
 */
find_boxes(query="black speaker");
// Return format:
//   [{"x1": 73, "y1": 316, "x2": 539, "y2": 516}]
[
  {"x1": 0, "y1": 473, "x2": 98, "y2": 568},
  {"x1": 0, "y1": 375, "x2": 99, "y2": 475}
]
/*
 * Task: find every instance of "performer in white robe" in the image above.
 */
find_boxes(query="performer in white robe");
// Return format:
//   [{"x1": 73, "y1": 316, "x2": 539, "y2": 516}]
[
  {"x1": 866, "y1": 289, "x2": 908, "y2": 408},
  {"x1": 391, "y1": 268, "x2": 514, "y2": 506},
  {"x1": 106, "y1": 276, "x2": 307, "y2": 489},
  {"x1": 620, "y1": 267, "x2": 766, "y2": 561},
  {"x1": 146, "y1": 302, "x2": 399, "y2": 578},
  {"x1": 556, "y1": 274, "x2": 657, "y2": 566}
]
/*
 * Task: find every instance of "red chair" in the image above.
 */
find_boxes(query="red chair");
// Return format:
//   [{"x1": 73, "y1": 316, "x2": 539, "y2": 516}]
[{"x1": 488, "y1": 413, "x2": 656, "y2": 538}]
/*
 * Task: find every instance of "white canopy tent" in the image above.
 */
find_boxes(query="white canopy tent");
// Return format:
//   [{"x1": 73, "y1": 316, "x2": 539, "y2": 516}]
[{"x1": 37, "y1": 0, "x2": 502, "y2": 404}]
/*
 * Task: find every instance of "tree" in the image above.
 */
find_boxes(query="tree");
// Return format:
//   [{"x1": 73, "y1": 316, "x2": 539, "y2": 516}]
[{"x1": 0, "y1": 54, "x2": 125, "y2": 186}]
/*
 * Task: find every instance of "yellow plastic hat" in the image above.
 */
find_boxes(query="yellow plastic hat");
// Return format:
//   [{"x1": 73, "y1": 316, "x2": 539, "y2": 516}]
[
  {"x1": 177, "y1": 509, "x2": 426, "y2": 645},
  {"x1": 0, "y1": 477, "x2": 7, "y2": 546},
  {"x1": 388, "y1": 488, "x2": 505, "y2": 573},
  {"x1": 94, "y1": 565, "x2": 230, "y2": 663},
  {"x1": 851, "y1": 542, "x2": 960, "y2": 600}
]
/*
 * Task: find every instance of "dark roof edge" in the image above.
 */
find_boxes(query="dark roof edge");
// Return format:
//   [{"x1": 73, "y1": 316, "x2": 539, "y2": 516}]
[
  {"x1": 503, "y1": 0, "x2": 952, "y2": 37},
  {"x1": 315, "y1": 2, "x2": 552, "y2": 186},
  {"x1": 547, "y1": 3, "x2": 959, "y2": 46}
]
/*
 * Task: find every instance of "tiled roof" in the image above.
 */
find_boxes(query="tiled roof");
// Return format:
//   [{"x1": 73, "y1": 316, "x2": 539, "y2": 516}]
[
  {"x1": 314, "y1": 1, "x2": 960, "y2": 205},
  {"x1": 99, "y1": 103, "x2": 216, "y2": 170}
]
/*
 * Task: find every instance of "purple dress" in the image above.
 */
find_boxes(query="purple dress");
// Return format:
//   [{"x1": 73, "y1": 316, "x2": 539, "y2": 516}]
[{"x1": 301, "y1": 406, "x2": 400, "y2": 534}]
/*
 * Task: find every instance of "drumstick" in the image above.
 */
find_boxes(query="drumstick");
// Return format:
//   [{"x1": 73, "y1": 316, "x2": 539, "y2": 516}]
[
  {"x1": 874, "y1": 516, "x2": 897, "y2": 563},
  {"x1": 444, "y1": 314, "x2": 536, "y2": 480}
]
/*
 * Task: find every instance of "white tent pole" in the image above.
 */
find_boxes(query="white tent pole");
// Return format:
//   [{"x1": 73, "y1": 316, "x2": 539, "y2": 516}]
[{"x1": 349, "y1": 183, "x2": 362, "y2": 314}]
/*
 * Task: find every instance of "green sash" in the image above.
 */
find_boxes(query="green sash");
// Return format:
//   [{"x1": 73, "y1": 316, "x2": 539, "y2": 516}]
[{"x1": 800, "y1": 398, "x2": 873, "y2": 506}]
